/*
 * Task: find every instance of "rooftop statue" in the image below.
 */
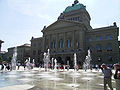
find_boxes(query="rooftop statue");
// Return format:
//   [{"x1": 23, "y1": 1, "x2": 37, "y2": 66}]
[
  {"x1": 64, "y1": 0, "x2": 86, "y2": 13},
  {"x1": 74, "y1": 0, "x2": 79, "y2": 5}
]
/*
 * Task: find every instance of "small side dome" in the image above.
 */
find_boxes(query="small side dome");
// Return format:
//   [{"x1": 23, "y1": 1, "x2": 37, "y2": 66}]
[{"x1": 64, "y1": 3, "x2": 86, "y2": 13}]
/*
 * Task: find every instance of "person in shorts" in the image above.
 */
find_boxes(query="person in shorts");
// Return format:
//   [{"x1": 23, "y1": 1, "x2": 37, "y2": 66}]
[{"x1": 102, "y1": 63, "x2": 113, "y2": 90}]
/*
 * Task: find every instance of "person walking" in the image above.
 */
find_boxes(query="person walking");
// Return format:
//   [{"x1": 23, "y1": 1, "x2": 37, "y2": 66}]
[
  {"x1": 102, "y1": 63, "x2": 113, "y2": 90},
  {"x1": 114, "y1": 63, "x2": 120, "y2": 90}
]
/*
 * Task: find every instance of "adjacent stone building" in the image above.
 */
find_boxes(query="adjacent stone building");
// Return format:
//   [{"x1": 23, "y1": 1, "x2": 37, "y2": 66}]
[
  {"x1": 30, "y1": 37, "x2": 43, "y2": 64},
  {"x1": 7, "y1": 44, "x2": 31, "y2": 64},
  {"x1": 17, "y1": 44, "x2": 31, "y2": 64},
  {"x1": 30, "y1": 0, "x2": 119, "y2": 67}
]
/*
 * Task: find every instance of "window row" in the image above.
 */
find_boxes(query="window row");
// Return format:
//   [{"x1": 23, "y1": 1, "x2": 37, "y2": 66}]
[
  {"x1": 51, "y1": 40, "x2": 73, "y2": 49},
  {"x1": 88, "y1": 35, "x2": 112, "y2": 42},
  {"x1": 89, "y1": 45, "x2": 112, "y2": 52},
  {"x1": 97, "y1": 56, "x2": 113, "y2": 62},
  {"x1": 67, "y1": 17, "x2": 82, "y2": 22}
]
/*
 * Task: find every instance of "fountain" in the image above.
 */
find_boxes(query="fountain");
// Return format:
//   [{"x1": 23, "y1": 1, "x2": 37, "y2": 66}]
[
  {"x1": 43, "y1": 49, "x2": 50, "y2": 71},
  {"x1": 67, "y1": 53, "x2": 79, "y2": 88},
  {"x1": 84, "y1": 49, "x2": 92, "y2": 71},
  {"x1": 74, "y1": 53, "x2": 77, "y2": 72},
  {"x1": 51, "y1": 58, "x2": 54, "y2": 70},
  {"x1": 32, "y1": 59, "x2": 34, "y2": 64},
  {"x1": 0, "y1": 53, "x2": 113, "y2": 90},
  {"x1": 11, "y1": 47, "x2": 17, "y2": 70},
  {"x1": 25, "y1": 58, "x2": 33, "y2": 70},
  {"x1": 54, "y1": 59, "x2": 57, "y2": 71},
  {"x1": 67, "y1": 60, "x2": 70, "y2": 71},
  {"x1": 32, "y1": 59, "x2": 35, "y2": 67}
]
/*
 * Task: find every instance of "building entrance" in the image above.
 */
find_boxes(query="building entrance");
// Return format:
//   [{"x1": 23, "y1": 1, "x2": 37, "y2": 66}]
[
  {"x1": 57, "y1": 57, "x2": 64, "y2": 64},
  {"x1": 65, "y1": 56, "x2": 73, "y2": 68}
]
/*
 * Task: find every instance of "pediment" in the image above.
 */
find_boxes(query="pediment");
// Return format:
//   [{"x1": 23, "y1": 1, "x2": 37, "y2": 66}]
[{"x1": 43, "y1": 20, "x2": 82, "y2": 31}]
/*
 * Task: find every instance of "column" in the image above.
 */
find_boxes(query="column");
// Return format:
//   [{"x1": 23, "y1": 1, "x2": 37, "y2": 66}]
[
  {"x1": 64, "y1": 32, "x2": 66, "y2": 50},
  {"x1": 73, "y1": 31, "x2": 75, "y2": 50}
]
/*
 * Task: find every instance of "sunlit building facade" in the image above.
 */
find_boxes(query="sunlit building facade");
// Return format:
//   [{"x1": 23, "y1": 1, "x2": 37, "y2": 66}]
[
  {"x1": 7, "y1": 44, "x2": 31, "y2": 64},
  {"x1": 31, "y1": 0, "x2": 119, "y2": 67}
]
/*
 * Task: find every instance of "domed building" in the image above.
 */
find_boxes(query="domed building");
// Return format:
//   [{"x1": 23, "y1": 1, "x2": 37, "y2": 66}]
[{"x1": 31, "y1": 0, "x2": 119, "y2": 67}]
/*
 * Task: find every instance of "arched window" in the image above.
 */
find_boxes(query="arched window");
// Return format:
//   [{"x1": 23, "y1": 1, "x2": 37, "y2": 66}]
[
  {"x1": 67, "y1": 39, "x2": 72, "y2": 48},
  {"x1": 51, "y1": 41, "x2": 56, "y2": 48}
]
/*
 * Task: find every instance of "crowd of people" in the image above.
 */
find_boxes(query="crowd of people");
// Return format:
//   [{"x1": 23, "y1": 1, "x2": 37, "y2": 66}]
[
  {"x1": 0, "y1": 61, "x2": 120, "y2": 90},
  {"x1": 0, "y1": 62, "x2": 21, "y2": 71},
  {"x1": 0, "y1": 62, "x2": 11, "y2": 71}
]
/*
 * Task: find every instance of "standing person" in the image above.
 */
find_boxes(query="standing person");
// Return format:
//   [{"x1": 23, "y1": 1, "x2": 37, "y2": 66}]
[
  {"x1": 17, "y1": 62, "x2": 21, "y2": 70},
  {"x1": 114, "y1": 63, "x2": 120, "y2": 90},
  {"x1": 1, "y1": 63, "x2": 4, "y2": 70},
  {"x1": 102, "y1": 64, "x2": 113, "y2": 90},
  {"x1": 6, "y1": 63, "x2": 10, "y2": 70},
  {"x1": 24, "y1": 62, "x2": 26, "y2": 70}
]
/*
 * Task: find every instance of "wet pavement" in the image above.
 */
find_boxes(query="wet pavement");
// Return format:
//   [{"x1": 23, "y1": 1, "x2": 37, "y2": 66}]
[{"x1": 0, "y1": 68, "x2": 116, "y2": 90}]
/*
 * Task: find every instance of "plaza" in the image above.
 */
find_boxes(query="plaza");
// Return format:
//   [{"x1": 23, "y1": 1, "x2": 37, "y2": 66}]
[
  {"x1": 0, "y1": 0, "x2": 119, "y2": 90},
  {"x1": 0, "y1": 67, "x2": 116, "y2": 90}
]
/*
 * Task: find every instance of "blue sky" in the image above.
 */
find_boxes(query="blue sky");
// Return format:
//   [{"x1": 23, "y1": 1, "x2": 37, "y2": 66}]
[{"x1": 0, "y1": 0, "x2": 120, "y2": 51}]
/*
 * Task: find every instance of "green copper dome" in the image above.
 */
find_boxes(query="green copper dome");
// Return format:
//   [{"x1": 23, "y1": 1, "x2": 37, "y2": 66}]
[{"x1": 64, "y1": 3, "x2": 86, "y2": 13}]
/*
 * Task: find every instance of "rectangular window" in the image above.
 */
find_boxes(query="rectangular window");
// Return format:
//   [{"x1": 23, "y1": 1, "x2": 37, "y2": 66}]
[
  {"x1": 96, "y1": 45, "x2": 102, "y2": 52},
  {"x1": 67, "y1": 40, "x2": 70, "y2": 48},
  {"x1": 106, "y1": 35, "x2": 112, "y2": 40},
  {"x1": 54, "y1": 42, "x2": 56, "y2": 48},
  {"x1": 96, "y1": 36, "x2": 101, "y2": 41}
]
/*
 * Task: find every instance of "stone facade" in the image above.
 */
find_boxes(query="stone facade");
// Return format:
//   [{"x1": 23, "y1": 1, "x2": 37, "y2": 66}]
[
  {"x1": 7, "y1": 47, "x2": 15, "y2": 59},
  {"x1": 30, "y1": 1, "x2": 119, "y2": 67},
  {"x1": 7, "y1": 44, "x2": 31, "y2": 64},
  {"x1": 30, "y1": 37, "x2": 43, "y2": 64},
  {"x1": 86, "y1": 25, "x2": 119, "y2": 64},
  {"x1": 17, "y1": 44, "x2": 31, "y2": 64}
]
